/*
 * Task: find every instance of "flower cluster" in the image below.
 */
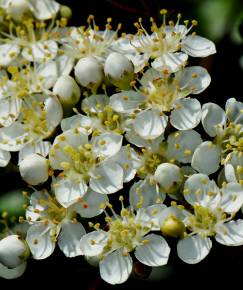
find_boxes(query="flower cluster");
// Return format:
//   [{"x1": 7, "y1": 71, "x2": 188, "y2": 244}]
[{"x1": 0, "y1": 0, "x2": 243, "y2": 285}]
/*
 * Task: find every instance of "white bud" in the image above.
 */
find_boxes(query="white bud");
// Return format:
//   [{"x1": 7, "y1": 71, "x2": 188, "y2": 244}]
[
  {"x1": 154, "y1": 163, "x2": 183, "y2": 193},
  {"x1": 6, "y1": 0, "x2": 30, "y2": 21},
  {"x1": 0, "y1": 235, "x2": 29, "y2": 268},
  {"x1": 104, "y1": 52, "x2": 134, "y2": 89},
  {"x1": 53, "y1": 75, "x2": 81, "y2": 110},
  {"x1": 19, "y1": 154, "x2": 49, "y2": 185},
  {"x1": 74, "y1": 56, "x2": 103, "y2": 93}
]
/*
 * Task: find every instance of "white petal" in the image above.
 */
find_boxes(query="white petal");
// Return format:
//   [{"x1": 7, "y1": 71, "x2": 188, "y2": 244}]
[
  {"x1": 81, "y1": 94, "x2": 109, "y2": 113},
  {"x1": 201, "y1": 103, "x2": 226, "y2": 137},
  {"x1": 45, "y1": 95, "x2": 63, "y2": 129},
  {"x1": 191, "y1": 141, "x2": 221, "y2": 175},
  {"x1": 0, "y1": 149, "x2": 10, "y2": 167},
  {"x1": 139, "y1": 68, "x2": 162, "y2": 87},
  {"x1": 58, "y1": 221, "x2": 86, "y2": 257},
  {"x1": 61, "y1": 115, "x2": 92, "y2": 132},
  {"x1": 18, "y1": 141, "x2": 51, "y2": 163},
  {"x1": 90, "y1": 162, "x2": 124, "y2": 194},
  {"x1": 28, "y1": 0, "x2": 60, "y2": 20},
  {"x1": 177, "y1": 235, "x2": 212, "y2": 264},
  {"x1": 36, "y1": 60, "x2": 58, "y2": 89},
  {"x1": 220, "y1": 183, "x2": 243, "y2": 213},
  {"x1": 215, "y1": 220, "x2": 243, "y2": 246},
  {"x1": 166, "y1": 130, "x2": 202, "y2": 163},
  {"x1": 152, "y1": 52, "x2": 188, "y2": 73},
  {"x1": 182, "y1": 35, "x2": 216, "y2": 57},
  {"x1": 0, "y1": 96, "x2": 22, "y2": 127},
  {"x1": 176, "y1": 66, "x2": 211, "y2": 95},
  {"x1": 100, "y1": 249, "x2": 133, "y2": 285},
  {"x1": 134, "y1": 109, "x2": 168, "y2": 140},
  {"x1": 26, "y1": 223, "x2": 55, "y2": 260},
  {"x1": 56, "y1": 54, "x2": 74, "y2": 76},
  {"x1": 129, "y1": 179, "x2": 165, "y2": 209},
  {"x1": 0, "y1": 262, "x2": 26, "y2": 279},
  {"x1": 183, "y1": 173, "x2": 221, "y2": 208},
  {"x1": 109, "y1": 90, "x2": 146, "y2": 113},
  {"x1": 0, "y1": 44, "x2": 20, "y2": 66},
  {"x1": 91, "y1": 133, "x2": 123, "y2": 158},
  {"x1": 135, "y1": 234, "x2": 170, "y2": 266},
  {"x1": 225, "y1": 98, "x2": 243, "y2": 124},
  {"x1": 170, "y1": 98, "x2": 201, "y2": 130},
  {"x1": 73, "y1": 188, "x2": 108, "y2": 218},
  {"x1": 53, "y1": 176, "x2": 88, "y2": 208},
  {"x1": 126, "y1": 53, "x2": 148, "y2": 73},
  {"x1": 80, "y1": 230, "x2": 108, "y2": 257}
]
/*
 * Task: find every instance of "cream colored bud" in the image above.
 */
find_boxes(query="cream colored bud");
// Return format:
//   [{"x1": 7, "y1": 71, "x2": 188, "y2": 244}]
[
  {"x1": 154, "y1": 163, "x2": 183, "y2": 193},
  {"x1": 160, "y1": 215, "x2": 185, "y2": 238},
  {"x1": 53, "y1": 75, "x2": 81, "y2": 110},
  {"x1": 19, "y1": 154, "x2": 49, "y2": 185},
  {"x1": 0, "y1": 235, "x2": 29, "y2": 268},
  {"x1": 104, "y1": 52, "x2": 134, "y2": 89},
  {"x1": 74, "y1": 56, "x2": 103, "y2": 92}
]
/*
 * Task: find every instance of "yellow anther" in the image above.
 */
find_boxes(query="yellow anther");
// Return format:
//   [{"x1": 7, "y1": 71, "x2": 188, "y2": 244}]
[
  {"x1": 184, "y1": 149, "x2": 192, "y2": 156},
  {"x1": 192, "y1": 20, "x2": 198, "y2": 26},
  {"x1": 160, "y1": 9, "x2": 167, "y2": 15}
]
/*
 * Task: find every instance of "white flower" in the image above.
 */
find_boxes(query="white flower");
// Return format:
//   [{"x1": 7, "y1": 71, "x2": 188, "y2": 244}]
[
  {"x1": 74, "y1": 56, "x2": 104, "y2": 93},
  {"x1": 104, "y1": 52, "x2": 134, "y2": 89},
  {"x1": 0, "y1": 235, "x2": 29, "y2": 268},
  {"x1": 224, "y1": 151, "x2": 243, "y2": 185},
  {"x1": 80, "y1": 201, "x2": 170, "y2": 284},
  {"x1": 110, "y1": 66, "x2": 210, "y2": 140},
  {"x1": 49, "y1": 128, "x2": 125, "y2": 203},
  {"x1": 26, "y1": 190, "x2": 86, "y2": 259},
  {"x1": 192, "y1": 98, "x2": 243, "y2": 175},
  {"x1": 19, "y1": 153, "x2": 49, "y2": 185},
  {"x1": 112, "y1": 11, "x2": 215, "y2": 73},
  {"x1": 177, "y1": 173, "x2": 243, "y2": 264}
]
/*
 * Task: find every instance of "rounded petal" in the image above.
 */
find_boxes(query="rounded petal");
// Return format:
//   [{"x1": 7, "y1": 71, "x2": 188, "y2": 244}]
[
  {"x1": 170, "y1": 98, "x2": 201, "y2": 130},
  {"x1": 135, "y1": 234, "x2": 170, "y2": 266},
  {"x1": 191, "y1": 141, "x2": 221, "y2": 175},
  {"x1": 0, "y1": 149, "x2": 10, "y2": 167},
  {"x1": 100, "y1": 249, "x2": 133, "y2": 285},
  {"x1": 152, "y1": 52, "x2": 188, "y2": 73},
  {"x1": 182, "y1": 35, "x2": 216, "y2": 57},
  {"x1": 220, "y1": 183, "x2": 243, "y2": 213},
  {"x1": 225, "y1": 98, "x2": 243, "y2": 124},
  {"x1": 201, "y1": 103, "x2": 226, "y2": 137},
  {"x1": 166, "y1": 130, "x2": 202, "y2": 163},
  {"x1": 80, "y1": 230, "x2": 108, "y2": 257},
  {"x1": 52, "y1": 176, "x2": 88, "y2": 208},
  {"x1": 0, "y1": 44, "x2": 20, "y2": 66},
  {"x1": 134, "y1": 109, "x2": 168, "y2": 140},
  {"x1": 109, "y1": 90, "x2": 146, "y2": 113},
  {"x1": 73, "y1": 189, "x2": 108, "y2": 218},
  {"x1": 215, "y1": 220, "x2": 243, "y2": 246},
  {"x1": 183, "y1": 173, "x2": 221, "y2": 208},
  {"x1": 28, "y1": 0, "x2": 60, "y2": 20},
  {"x1": 26, "y1": 223, "x2": 55, "y2": 260},
  {"x1": 0, "y1": 96, "x2": 22, "y2": 127},
  {"x1": 177, "y1": 235, "x2": 212, "y2": 264},
  {"x1": 89, "y1": 162, "x2": 124, "y2": 194},
  {"x1": 18, "y1": 141, "x2": 51, "y2": 163},
  {"x1": 0, "y1": 262, "x2": 26, "y2": 279},
  {"x1": 91, "y1": 133, "x2": 123, "y2": 158},
  {"x1": 58, "y1": 221, "x2": 86, "y2": 257},
  {"x1": 129, "y1": 179, "x2": 165, "y2": 209}
]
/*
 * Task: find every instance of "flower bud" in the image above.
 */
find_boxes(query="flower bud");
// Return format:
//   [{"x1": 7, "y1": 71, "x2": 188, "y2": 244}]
[
  {"x1": 0, "y1": 235, "x2": 29, "y2": 268},
  {"x1": 6, "y1": 0, "x2": 30, "y2": 21},
  {"x1": 154, "y1": 163, "x2": 183, "y2": 193},
  {"x1": 60, "y1": 5, "x2": 72, "y2": 19},
  {"x1": 160, "y1": 215, "x2": 185, "y2": 238},
  {"x1": 53, "y1": 75, "x2": 81, "y2": 112},
  {"x1": 19, "y1": 154, "x2": 49, "y2": 185},
  {"x1": 104, "y1": 52, "x2": 134, "y2": 89},
  {"x1": 74, "y1": 56, "x2": 103, "y2": 93}
]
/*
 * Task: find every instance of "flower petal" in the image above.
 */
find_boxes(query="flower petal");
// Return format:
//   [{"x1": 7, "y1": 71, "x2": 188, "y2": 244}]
[
  {"x1": 0, "y1": 262, "x2": 26, "y2": 279},
  {"x1": 19, "y1": 141, "x2": 51, "y2": 163},
  {"x1": 58, "y1": 221, "x2": 86, "y2": 257},
  {"x1": 0, "y1": 44, "x2": 20, "y2": 66},
  {"x1": 191, "y1": 141, "x2": 221, "y2": 175},
  {"x1": 80, "y1": 230, "x2": 108, "y2": 257},
  {"x1": 28, "y1": 0, "x2": 60, "y2": 20},
  {"x1": 181, "y1": 35, "x2": 216, "y2": 57},
  {"x1": 100, "y1": 249, "x2": 133, "y2": 285},
  {"x1": 201, "y1": 103, "x2": 226, "y2": 137},
  {"x1": 0, "y1": 149, "x2": 10, "y2": 167},
  {"x1": 0, "y1": 96, "x2": 22, "y2": 127},
  {"x1": 170, "y1": 98, "x2": 201, "y2": 130},
  {"x1": 220, "y1": 183, "x2": 243, "y2": 213},
  {"x1": 152, "y1": 52, "x2": 188, "y2": 73},
  {"x1": 135, "y1": 234, "x2": 170, "y2": 266},
  {"x1": 225, "y1": 98, "x2": 243, "y2": 124},
  {"x1": 177, "y1": 235, "x2": 212, "y2": 264},
  {"x1": 215, "y1": 220, "x2": 243, "y2": 246}
]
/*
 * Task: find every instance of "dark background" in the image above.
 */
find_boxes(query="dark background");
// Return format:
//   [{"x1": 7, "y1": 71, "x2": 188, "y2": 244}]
[{"x1": 1, "y1": 0, "x2": 243, "y2": 288}]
